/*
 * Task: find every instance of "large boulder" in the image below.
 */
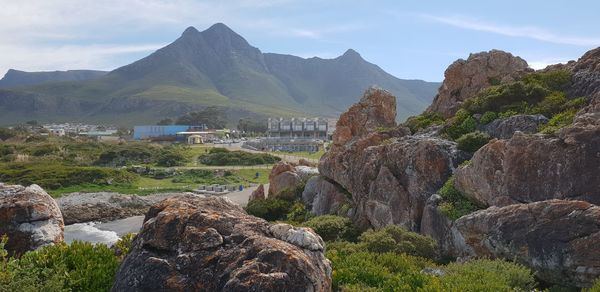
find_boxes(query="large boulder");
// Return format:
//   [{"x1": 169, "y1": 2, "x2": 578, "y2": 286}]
[
  {"x1": 320, "y1": 89, "x2": 468, "y2": 230},
  {"x1": 452, "y1": 200, "x2": 600, "y2": 288},
  {"x1": 268, "y1": 162, "x2": 317, "y2": 199},
  {"x1": 571, "y1": 47, "x2": 600, "y2": 97},
  {"x1": 0, "y1": 183, "x2": 64, "y2": 256},
  {"x1": 483, "y1": 114, "x2": 548, "y2": 139},
  {"x1": 112, "y1": 195, "x2": 332, "y2": 292},
  {"x1": 248, "y1": 184, "x2": 265, "y2": 203},
  {"x1": 302, "y1": 176, "x2": 350, "y2": 216},
  {"x1": 427, "y1": 50, "x2": 531, "y2": 118},
  {"x1": 57, "y1": 192, "x2": 174, "y2": 224},
  {"x1": 332, "y1": 87, "x2": 396, "y2": 146},
  {"x1": 455, "y1": 112, "x2": 600, "y2": 207}
]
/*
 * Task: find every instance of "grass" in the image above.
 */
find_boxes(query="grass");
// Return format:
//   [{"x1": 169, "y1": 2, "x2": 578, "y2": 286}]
[{"x1": 274, "y1": 149, "x2": 325, "y2": 160}]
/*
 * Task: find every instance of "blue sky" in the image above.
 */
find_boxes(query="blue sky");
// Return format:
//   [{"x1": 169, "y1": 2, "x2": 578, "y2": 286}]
[{"x1": 1, "y1": 0, "x2": 598, "y2": 81}]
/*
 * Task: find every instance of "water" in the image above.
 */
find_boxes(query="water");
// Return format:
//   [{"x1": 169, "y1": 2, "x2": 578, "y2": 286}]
[{"x1": 64, "y1": 216, "x2": 145, "y2": 246}]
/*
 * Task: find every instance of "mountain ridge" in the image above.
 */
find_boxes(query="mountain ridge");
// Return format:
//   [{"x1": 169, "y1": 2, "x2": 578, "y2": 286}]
[{"x1": 0, "y1": 23, "x2": 440, "y2": 125}]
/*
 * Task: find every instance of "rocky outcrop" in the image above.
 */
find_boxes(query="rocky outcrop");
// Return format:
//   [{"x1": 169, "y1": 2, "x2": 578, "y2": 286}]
[
  {"x1": 427, "y1": 50, "x2": 531, "y2": 118},
  {"x1": 483, "y1": 114, "x2": 548, "y2": 139},
  {"x1": 248, "y1": 184, "x2": 265, "y2": 203},
  {"x1": 112, "y1": 195, "x2": 331, "y2": 292},
  {"x1": 453, "y1": 200, "x2": 600, "y2": 288},
  {"x1": 455, "y1": 114, "x2": 600, "y2": 207},
  {"x1": 571, "y1": 47, "x2": 600, "y2": 97},
  {"x1": 420, "y1": 194, "x2": 457, "y2": 256},
  {"x1": 57, "y1": 192, "x2": 180, "y2": 225},
  {"x1": 332, "y1": 87, "x2": 396, "y2": 146},
  {"x1": 320, "y1": 88, "x2": 468, "y2": 230},
  {"x1": 302, "y1": 176, "x2": 351, "y2": 216},
  {"x1": 0, "y1": 183, "x2": 64, "y2": 256},
  {"x1": 268, "y1": 162, "x2": 317, "y2": 199}
]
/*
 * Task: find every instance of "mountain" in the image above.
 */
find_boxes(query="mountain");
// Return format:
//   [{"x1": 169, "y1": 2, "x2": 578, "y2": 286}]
[
  {"x1": 0, "y1": 69, "x2": 107, "y2": 88},
  {"x1": 0, "y1": 23, "x2": 440, "y2": 126}
]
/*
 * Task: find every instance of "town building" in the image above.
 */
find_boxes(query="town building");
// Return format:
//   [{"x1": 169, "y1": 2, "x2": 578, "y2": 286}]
[{"x1": 267, "y1": 117, "x2": 328, "y2": 139}]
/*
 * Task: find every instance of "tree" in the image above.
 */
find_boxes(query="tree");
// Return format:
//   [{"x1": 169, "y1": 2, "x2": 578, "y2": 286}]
[
  {"x1": 237, "y1": 118, "x2": 267, "y2": 134},
  {"x1": 157, "y1": 118, "x2": 173, "y2": 125},
  {"x1": 175, "y1": 107, "x2": 227, "y2": 129}
]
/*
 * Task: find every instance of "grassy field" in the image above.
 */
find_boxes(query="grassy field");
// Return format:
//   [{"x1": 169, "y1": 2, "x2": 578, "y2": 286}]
[
  {"x1": 274, "y1": 149, "x2": 326, "y2": 160},
  {"x1": 0, "y1": 137, "x2": 277, "y2": 196}
]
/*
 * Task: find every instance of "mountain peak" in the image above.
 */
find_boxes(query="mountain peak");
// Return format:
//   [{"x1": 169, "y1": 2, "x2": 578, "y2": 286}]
[
  {"x1": 204, "y1": 23, "x2": 235, "y2": 35},
  {"x1": 182, "y1": 26, "x2": 200, "y2": 37},
  {"x1": 340, "y1": 49, "x2": 363, "y2": 60}
]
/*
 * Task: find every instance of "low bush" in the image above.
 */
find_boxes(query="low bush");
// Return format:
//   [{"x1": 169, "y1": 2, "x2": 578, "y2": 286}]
[
  {"x1": 156, "y1": 149, "x2": 187, "y2": 167},
  {"x1": 359, "y1": 225, "x2": 437, "y2": 260},
  {"x1": 327, "y1": 251, "x2": 436, "y2": 291},
  {"x1": 441, "y1": 258, "x2": 537, "y2": 291},
  {"x1": 438, "y1": 176, "x2": 481, "y2": 220},
  {"x1": 404, "y1": 113, "x2": 445, "y2": 133},
  {"x1": 245, "y1": 198, "x2": 292, "y2": 221},
  {"x1": 456, "y1": 131, "x2": 491, "y2": 153},
  {"x1": 199, "y1": 148, "x2": 281, "y2": 166},
  {"x1": 444, "y1": 109, "x2": 477, "y2": 140},
  {"x1": 0, "y1": 239, "x2": 120, "y2": 292},
  {"x1": 303, "y1": 215, "x2": 361, "y2": 242},
  {"x1": 0, "y1": 162, "x2": 137, "y2": 190},
  {"x1": 539, "y1": 108, "x2": 578, "y2": 135},
  {"x1": 463, "y1": 81, "x2": 549, "y2": 115},
  {"x1": 479, "y1": 111, "x2": 498, "y2": 124},
  {"x1": 522, "y1": 69, "x2": 571, "y2": 91},
  {"x1": 286, "y1": 202, "x2": 312, "y2": 224}
]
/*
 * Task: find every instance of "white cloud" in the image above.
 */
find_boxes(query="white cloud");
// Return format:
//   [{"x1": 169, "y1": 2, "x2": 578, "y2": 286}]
[
  {"x1": 0, "y1": 0, "x2": 314, "y2": 74},
  {"x1": 528, "y1": 59, "x2": 570, "y2": 70},
  {"x1": 422, "y1": 14, "x2": 600, "y2": 46}
]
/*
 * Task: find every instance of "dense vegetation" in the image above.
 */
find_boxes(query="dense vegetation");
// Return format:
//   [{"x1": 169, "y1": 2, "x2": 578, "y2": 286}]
[
  {"x1": 0, "y1": 236, "x2": 129, "y2": 291},
  {"x1": 199, "y1": 147, "x2": 281, "y2": 166},
  {"x1": 405, "y1": 70, "x2": 589, "y2": 154},
  {"x1": 437, "y1": 175, "x2": 482, "y2": 220},
  {"x1": 0, "y1": 137, "x2": 272, "y2": 195},
  {"x1": 174, "y1": 106, "x2": 228, "y2": 129}
]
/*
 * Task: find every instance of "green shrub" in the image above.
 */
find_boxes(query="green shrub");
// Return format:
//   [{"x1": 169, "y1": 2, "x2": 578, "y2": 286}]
[
  {"x1": 404, "y1": 113, "x2": 445, "y2": 133},
  {"x1": 327, "y1": 250, "x2": 437, "y2": 291},
  {"x1": 245, "y1": 198, "x2": 292, "y2": 221},
  {"x1": 0, "y1": 128, "x2": 18, "y2": 141},
  {"x1": 444, "y1": 109, "x2": 478, "y2": 140},
  {"x1": 0, "y1": 162, "x2": 137, "y2": 190},
  {"x1": 286, "y1": 202, "x2": 312, "y2": 224},
  {"x1": 522, "y1": 69, "x2": 571, "y2": 91},
  {"x1": 479, "y1": 111, "x2": 498, "y2": 124},
  {"x1": 586, "y1": 278, "x2": 600, "y2": 292},
  {"x1": 438, "y1": 176, "x2": 481, "y2": 220},
  {"x1": 200, "y1": 148, "x2": 281, "y2": 166},
  {"x1": 539, "y1": 108, "x2": 578, "y2": 135},
  {"x1": 156, "y1": 150, "x2": 187, "y2": 167},
  {"x1": 530, "y1": 91, "x2": 569, "y2": 117},
  {"x1": 463, "y1": 81, "x2": 549, "y2": 114},
  {"x1": 498, "y1": 109, "x2": 519, "y2": 118},
  {"x1": 113, "y1": 233, "x2": 136, "y2": 260},
  {"x1": 359, "y1": 225, "x2": 437, "y2": 260},
  {"x1": 303, "y1": 215, "x2": 361, "y2": 242},
  {"x1": 456, "y1": 131, "x2": 491, "y2": 153},
  {"x1": 0, "y1": 240, "x2": 120, "y2": 292},
  {"x1": 442, "y1": 259, "x2": 537, "y2": 291},
  {"x1": 276, "y1": 183, "x2": 306, "y2": 202}
]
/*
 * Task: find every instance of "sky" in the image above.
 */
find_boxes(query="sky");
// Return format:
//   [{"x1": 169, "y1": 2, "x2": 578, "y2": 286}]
[{"x1": 0, "y1": 0, "x2": 599, "y2": 82}]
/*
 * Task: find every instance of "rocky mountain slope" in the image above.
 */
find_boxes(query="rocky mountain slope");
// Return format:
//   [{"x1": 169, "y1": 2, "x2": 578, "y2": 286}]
[
  {"x1": 0, "y1": 23, "x2": 439, "y2": 125},
  {"x1": 303, "y1": 47, "x2": 600, "y2": 288},
  {"x1": 0, "y1": 69, "x2": 107, "y2": 88}
]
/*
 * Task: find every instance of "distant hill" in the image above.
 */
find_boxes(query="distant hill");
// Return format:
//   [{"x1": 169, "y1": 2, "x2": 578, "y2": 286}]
[
  {"x1": 0, "y1": 69, "x2": 107, "y2": 88},
  {"x1": 0, "y1": 23, "x2": 440, "y2": 126}
]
